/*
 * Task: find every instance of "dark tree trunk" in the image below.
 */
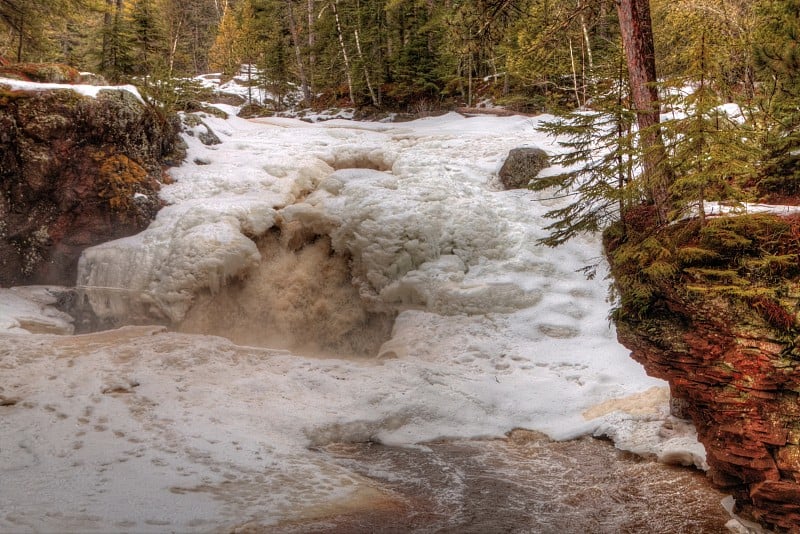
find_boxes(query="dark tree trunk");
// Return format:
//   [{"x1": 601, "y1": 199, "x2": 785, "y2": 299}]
[
  {"x1": 617, "y1": 0, "x2": 671, "y2": 222},
  {"x1": 286, "y1": 0, "x2": 311, "y2": 102}
]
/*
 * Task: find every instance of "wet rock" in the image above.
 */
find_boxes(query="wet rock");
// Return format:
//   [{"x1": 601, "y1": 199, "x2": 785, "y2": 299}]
[
  {"x1": 0, "y1": 68, "x2": 182, "y2": 286},
  {"x1": 607, "y1": 213, "x2": 800, "y2": 532},
  {"x1": 498, "y1": 147, "x2": 549, "y2": 190}
]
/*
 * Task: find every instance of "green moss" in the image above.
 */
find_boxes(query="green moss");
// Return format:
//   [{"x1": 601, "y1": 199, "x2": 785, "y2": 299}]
[
  {"x1": 685, "y1": 268, "x2": 750, "y2": 287},
  {"x1": 677, "y1": 246, "x2": 722, "y2": 266},
  {"x1": 700, "y1": 214, "x2": 792, "y2": 255},
  {"x1": 743, "y1": 255, "x2": 800, "y2": 279},
  {"x1": 0, "y1": 84, "x2": 30, "y2": 105},
  {"x1": 95, "y1": 152, "x2": 150, "y2": 212},
  {"x1": 606, "y1": 213, "x2": 800, "y2": 333}
]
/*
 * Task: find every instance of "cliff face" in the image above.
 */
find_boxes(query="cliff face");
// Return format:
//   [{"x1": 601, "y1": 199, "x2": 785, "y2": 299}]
[
  {"x1": 0, "y1": 66, "x2": 182, "y2": 286},
  {"x1": 606, "y1": 210, "x2": 800, "y2": 532}
]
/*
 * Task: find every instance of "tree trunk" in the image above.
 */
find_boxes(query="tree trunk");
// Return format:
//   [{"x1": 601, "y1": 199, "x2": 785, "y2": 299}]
[
  {"x1": 16, "y1": 13, "x2": 23, "y2": 62},
  {"x1": 101, "y1": 0, "x2": 114, "y2": 71},
  {"x1": 307, "y1": 0, "x2": 316, "y2": 94},
  {"x1": 330, "y1": 0, "x2": 355, "y2": 105},
  {"x1": 286, "y1": 0, "x2": 311, "y2": 102},
  {"x1": 617, "y1": 0, "x2": 671, "y2": 222},
  {"x1": 568, "y1": 38, "x2": 581, "y2": 108},
  {"x1": 354, "y1": 28, "x2": 377, "y2": 107}
]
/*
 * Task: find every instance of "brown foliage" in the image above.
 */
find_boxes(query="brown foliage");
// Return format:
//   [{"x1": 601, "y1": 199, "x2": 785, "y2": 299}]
[
  {"x1": 0, "y1": 62, "x2": 81, "y2": 83},
  {"x1": 751, "y1": 296, "x2": 797, "y2": 332}
]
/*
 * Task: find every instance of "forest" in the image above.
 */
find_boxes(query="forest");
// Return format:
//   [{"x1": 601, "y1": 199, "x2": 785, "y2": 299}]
[{"x1": 1, "y1": 0, "x2": 799, "y2": 234}]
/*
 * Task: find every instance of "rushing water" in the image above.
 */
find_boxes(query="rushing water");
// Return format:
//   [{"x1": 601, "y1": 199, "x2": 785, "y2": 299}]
[{"x1": 273, "y1": 431, "x2": 730, "y2": 533}]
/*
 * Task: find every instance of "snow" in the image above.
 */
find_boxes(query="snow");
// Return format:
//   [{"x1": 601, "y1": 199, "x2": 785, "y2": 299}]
[
  {"x1": 0, "y1": 77, "x2": 143, "y2": 102},
  {"x1": 0, "y1": 109, "x2": 709, "y2": 531},
  {"x1": 194, "y1": 67, "x2": 356, "y2": 121},
  {"x1": 194, "y1": 65, "x2": 305, "y2": 109},
  {"x1": 0, "y1": 287, "x2": 73, "y2": 335}
]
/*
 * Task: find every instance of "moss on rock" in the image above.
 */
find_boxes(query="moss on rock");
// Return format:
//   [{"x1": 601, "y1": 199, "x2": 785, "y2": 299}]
[
  {"x1": 0, "y1": 71, "x2": 181, "y2": 286},
  {"x1": 606, "y1": 212, "x2": 800, "y2": 531}
]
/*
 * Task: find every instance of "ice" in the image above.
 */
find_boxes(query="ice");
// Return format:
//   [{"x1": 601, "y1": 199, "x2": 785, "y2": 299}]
[
  {"x1": 1, "y1": 109, "x2": 708, "y2": 531},
  {"x1": 72, "y1": 110, "x2": 693, "y2": 450},
  {"x1": 0, "y1": 286, "x2": 73, "y2": 335}
]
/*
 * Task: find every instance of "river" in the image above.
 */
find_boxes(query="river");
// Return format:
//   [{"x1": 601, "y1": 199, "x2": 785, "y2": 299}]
[{"x1": 1, "y1": 109, "x2": 733, "y2": 531}]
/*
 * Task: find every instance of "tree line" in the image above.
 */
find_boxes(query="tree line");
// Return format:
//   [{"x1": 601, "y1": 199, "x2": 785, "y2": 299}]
[
  {"x1": 2, "y1": 0, "x2": 799, "y2": 238},
  {"x1": 0, "y1": 0, "x2": 767, "y2": 112}
]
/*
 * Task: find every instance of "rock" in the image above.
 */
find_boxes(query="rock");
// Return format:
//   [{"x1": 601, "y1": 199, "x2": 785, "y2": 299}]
[
  {"x1": 182, "y1": 113, "x2": 221, "y2": 146},
  {"x1": 606, "y1": 213, "x2": 800, "y2": 532},
  {"x1": 237, "y1": 103, "x2": 273, "y2": 119},
  {"x1": 498, "y1": 147, "x2": 549, "y2": 190},
  {"x1": 0, "y1": 62, "x2": 81, "y2": 83},
  {"x1": 0, "y1": 71, "x2": 182, "y2": 287}
]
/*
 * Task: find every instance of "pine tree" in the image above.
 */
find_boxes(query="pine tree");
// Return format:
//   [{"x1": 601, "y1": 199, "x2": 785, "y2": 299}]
[
  {"x1": 99, "y1": 0, "x2": 134, "y2": 81},
  {"x1": 659, "y1": 19, "x2": 760, "y2": 224},
  {"x1": 663, "y1": 84, "x2": 756, "y2": 225},
  {"x1": 209, "y1": 3, "x2": 240, "y2": 74},
  {"x1": 531, "y1": 52, "x2": 640, "y2": 246},
  {"x1": 0, "y1": 0, "x2": 100, "y2": 63},
  {"x1": 753, "y1": 0, "x2": 800, "y2": 197},
  {"x1": 236, "y1": 0, "x2": 259, "y2": 103},
  {"x1": 129, "y1": 0, "x2": 166, "y2": 78},
  {"x1": 653, "y1": 0, "x2": 756, "y2": 99}
]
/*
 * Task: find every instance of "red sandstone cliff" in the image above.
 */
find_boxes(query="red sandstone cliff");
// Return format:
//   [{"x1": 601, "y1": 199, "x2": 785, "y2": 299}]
[
  {"x1": 607, "y1": 211, "x2": 800, "y2": 532},
  {"x1": 0, "y1": 63, "x2": 183, "y2": 286}
]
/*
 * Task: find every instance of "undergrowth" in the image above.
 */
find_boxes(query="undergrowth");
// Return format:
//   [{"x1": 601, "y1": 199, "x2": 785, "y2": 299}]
[{"x1": 605, "y1": 211, "x2": 800, "y2": 335}]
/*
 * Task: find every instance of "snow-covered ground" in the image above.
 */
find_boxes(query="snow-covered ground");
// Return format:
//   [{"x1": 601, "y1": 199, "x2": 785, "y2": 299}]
[{"x1": 0, "y1": 108, "x2": 709, "y2": 531}]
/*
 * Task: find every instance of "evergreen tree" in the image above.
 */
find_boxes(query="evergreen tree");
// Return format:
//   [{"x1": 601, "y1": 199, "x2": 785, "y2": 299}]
[
  {"x1": 0, "y1": 0, "x2": 101, "y2": 63},
  {"x1": 384, "y1": 0, "x2": 441, "y2": 104},
  {"x1": 753, "y1": 0, "x2": 800, "y2": 197},
  {"x1": 531, "y1": 52, "x2": 640, "y2": 246},
  {"x1": 209, "y1": 3, "x2": 240, "y2": 74},
  {"x1": 236, "y1": 0, "x2": 259, "y2": 103},
  {"x1": 129, "y1": 0, "x2": 166, "y2": 78},
  {"x1": 653, "y1": 0, "x2": 756, "y2": 99},
  {"x1": 663, "y1": 83, "x2": 756, "y2": 225},
  {"x1": 99, "y1": 0, "x2": 134, "y2": 81}
]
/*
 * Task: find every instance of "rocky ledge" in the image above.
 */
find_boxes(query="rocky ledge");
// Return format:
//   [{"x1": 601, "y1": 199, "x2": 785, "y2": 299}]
[
  {"x1": 606, "y1": 209, "x2": 800, "y2": 532},
  {"x1": 0, "y1": 63, "x2": 183, "y2": 286}
]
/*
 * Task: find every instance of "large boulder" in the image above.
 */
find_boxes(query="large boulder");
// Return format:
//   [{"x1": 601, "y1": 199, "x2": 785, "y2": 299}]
[
  {"x1": 498, "y1": 146, "x2": 549, "y2": 190},
  {"x1": 0, "y1": 62, "x2": 82, "y2": 83},
  {"x1": 0, "y1": 72, "x2": 183, "y2": 286}
]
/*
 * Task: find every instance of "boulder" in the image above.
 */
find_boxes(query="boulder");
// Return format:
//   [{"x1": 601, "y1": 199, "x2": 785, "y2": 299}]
[
  {"x1": 0, "y1": 62, "x2": 82, "y2": 83},
  {"x1": 0, "y1": 75, "x2": 182, "y2": 287},
  {"x1": 182, "y1": 113, "x2": 221, "y2": 146},
  {"x1": 498, "y1": 147, "x2": 549, "y2": 189}
]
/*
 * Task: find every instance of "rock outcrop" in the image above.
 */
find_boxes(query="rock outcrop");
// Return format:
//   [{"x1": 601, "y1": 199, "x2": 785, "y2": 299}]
[
  {"x1": 0, "y1": 66, "x2": 183, "y2": 286},
  {"x1": 606, "y1": 210, "x2": 800, "y2": 532},
  {"x1": 498, "y1": 146, "x2": 549, "y2": 190}
]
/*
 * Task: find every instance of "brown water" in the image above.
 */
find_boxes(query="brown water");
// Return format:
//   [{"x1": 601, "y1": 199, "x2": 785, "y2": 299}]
[
  {"x1": 265, "y1": 430, "x2": 730, "y2": 533},
  {"x1": 178, "y1": 233, "x2": 394, "y2": 357}
]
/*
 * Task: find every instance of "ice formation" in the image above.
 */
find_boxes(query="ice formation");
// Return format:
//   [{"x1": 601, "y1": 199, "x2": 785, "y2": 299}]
[{"x1": 0, "y1": 109, "x2": 715, "y2": 531}]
